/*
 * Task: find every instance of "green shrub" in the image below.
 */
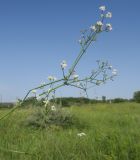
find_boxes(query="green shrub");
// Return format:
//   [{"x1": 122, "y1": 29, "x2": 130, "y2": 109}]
[
  {"x1": 25, "y1": 107, "x2": 77, "y2": 129},
  {"x1": 133, "y1": 91, "x2": 140, "y2": 103}
]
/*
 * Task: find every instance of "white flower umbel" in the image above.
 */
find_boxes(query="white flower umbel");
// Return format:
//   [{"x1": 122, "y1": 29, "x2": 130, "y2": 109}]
[
  {"x1": 101, "y1": 14, "x2": 104, "y2": 18},
  {"x1": 97, "y1": 21, "x2": 103, "y2": 26},
  {"x1": 106, "y1": 12, "x2": 112, "y2": 18},
  {"x1": 90, "y1": 25, "x2": 96, "y2": 32},
  {"x1": 43, "y1": 100, "x2": 49, "y2": 107},
  {"x1": 99, "y1": 6, "x2": 106, "y2": 11},
  {"x1": 51, "y1": 105, "x2": 56, "y2": 111},
  {"x1": 48, "y1": 76, "x2": 56, "y2": 81},
  {"x1": 36, "y1": 95, "x2": 41, "y2": 100},
  {"x1": 31, "y1": 90, "x2": 37, "y2": 94},
  {"x1": 96, "y1": 80, "x2": 102, "y2": 86},
  {"x1": 73, "y1": 74, "x2": 79, "y2": 80},
  {"x1": 106, "y1": 24, "x2": 113, "y2": 31},
  {"x1": 77, "y1": 132, "x2": 86, "y2": 137},
  {"x1": 61, "y1": 60, "x2": 67, "y2": 69}
]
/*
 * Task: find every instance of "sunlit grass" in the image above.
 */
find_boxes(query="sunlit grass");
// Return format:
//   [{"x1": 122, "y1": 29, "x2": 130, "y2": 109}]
[{"x1": 0, "y1": 102, "x2": 140, "y2": 160}]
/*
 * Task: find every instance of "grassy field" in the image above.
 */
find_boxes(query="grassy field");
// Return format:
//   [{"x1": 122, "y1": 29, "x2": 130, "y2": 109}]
[{"x1": 0, "y1": 102, "x2": 140, "y2": 160}]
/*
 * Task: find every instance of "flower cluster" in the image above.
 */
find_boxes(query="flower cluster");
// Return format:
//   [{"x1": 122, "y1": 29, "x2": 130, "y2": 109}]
[
  {"x1": 61, "y1": 60, "x2": 67, "y2": 69},
  {"x1": 48, "y1": 76, "x2": 57, "y2": 81},
  {"x1": 90, "y1": 5, "x2": 112, "y2": 34},
  {"x1": 24, "y1": 5, "x2": 116, "y2": 107}
]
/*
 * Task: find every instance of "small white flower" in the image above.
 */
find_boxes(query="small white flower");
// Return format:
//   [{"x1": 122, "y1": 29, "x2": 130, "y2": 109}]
[
  {"x1": 106, "y1": 23, "x2": 113, "y2": 31},
  {"x1": 96, "y1": 80, "x2": 102, "y2": 85},
  {"x1": 77, "y1": 132, "x2": 86, "y2": 137},
  {"x1": 61, "y1": 60, "x2": 67, "y2": 69},
  {"x1": 31, "y1": 90, "x2": 37, "y2": 94},
  {"x1": 112, "y1": 69, "x2": 117, "y2": 75},
  {"x1": 108, "y1": 65, "x2": 113, "y2": 69},
  {"x1": 101, "y1": 14, "x2": 104, "y2": 18},
  {"x1": 48, "y1": 76, "x2": 53, "y2": 81},
  {"x1": 43, "y1": 100, "x2": 49, "y2": 107},
  {"x1": 73, "y1": 74, "x2": 79, "y2": 80},
  {"x1": 90, "y1": 25, "x2": 96, "y2": 32},
  {"x1": 48, "y1": 76, "x2": 56, "y2": 81},
  {"x1": 99, "y1": 6, "x2": 106, "y2": 11},
  {"x1": 97, "y1": 21, "x2": 103, "y2": 26},
  {"x1": 36, "y1": 95, "x2": 41, "y2": 100},
  {"x1": 106, "y1": 12, "x2": 112, "y2": 18},
  {"x1": 51, "y1": 105, "x2": 56, "y2": 111}
]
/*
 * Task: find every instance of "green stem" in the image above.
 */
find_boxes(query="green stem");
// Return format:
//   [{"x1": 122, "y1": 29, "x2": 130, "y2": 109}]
[{"x1": 67, "y1": 32, "x2": 97, "y2": 79}]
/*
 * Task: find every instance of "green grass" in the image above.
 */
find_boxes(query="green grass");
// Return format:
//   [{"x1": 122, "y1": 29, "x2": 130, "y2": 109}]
[{"x1": 0, "y1": 102, "x2": 140, "y2": 160}]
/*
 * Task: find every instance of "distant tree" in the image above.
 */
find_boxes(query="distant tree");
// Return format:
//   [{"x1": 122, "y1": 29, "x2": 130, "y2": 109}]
[
  {"x1": 133, "y1": 91, "x2": 140, "y2": 103},
  {"x1": 112, "y1": 98, "x2": 128, "y2": 103},
  {"x1": 102, "y1": 96, "x2": 106, "y2": 102}
]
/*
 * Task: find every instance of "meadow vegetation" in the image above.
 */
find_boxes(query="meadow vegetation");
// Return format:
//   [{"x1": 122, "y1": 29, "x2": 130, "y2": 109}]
[{"x1": 0, "y1": 102, "x2": 140, "y2": 160}]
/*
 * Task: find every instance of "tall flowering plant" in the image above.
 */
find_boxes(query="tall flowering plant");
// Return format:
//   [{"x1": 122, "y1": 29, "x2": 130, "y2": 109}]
[{"x1": 0, "y1": 6, "x2": 117, "y2": 121}]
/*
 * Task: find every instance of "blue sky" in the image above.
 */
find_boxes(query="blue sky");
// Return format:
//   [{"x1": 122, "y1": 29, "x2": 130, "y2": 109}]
[{"x1": 0, "y1": 0, "x2": 140, "y2": 102}]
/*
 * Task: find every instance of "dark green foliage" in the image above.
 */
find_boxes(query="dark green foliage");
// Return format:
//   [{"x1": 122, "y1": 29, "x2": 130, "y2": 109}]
[
  {"x1": 133, "y1": 91, "x2": 140, "y2": 103},
  {"x1": 0, "y1": 103, "x2": 14, "y2": 108},
  {"x1": 102, "y1": 96, "x2": 106, "y2": 102},
  {"x1": 54, "y1": 97, "x2": 95, "y2": 107},
  {"x1": 25, "y1": 108, "x2": 77, "y2": 129},
  {"x1": 112, "y1": 98, "x2": 129, "y2": 103}
]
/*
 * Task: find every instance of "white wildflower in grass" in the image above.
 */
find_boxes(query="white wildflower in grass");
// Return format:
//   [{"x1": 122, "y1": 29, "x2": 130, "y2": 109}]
[
  {"x1": 43, "y1": 100, "x2": 49, "y2": 107},
  {"x1": 112, "y1": 69, "x2": 117, "y2": 75},
  {"x1": 51, "y1": 105, "x2": 56, "y2": 111},
  {"x1": 106, "y1": 24, "x2": 113, "y2": 31},
  {"x1": 36, "y1": 95, "x2": 41, "y2": 100},
  {"x1": 90, "y1": 25, "x2": 96, "y2": 32},
  {"x1": 15, "y1": 99, "x2": 22, "y2": 106},
  {"x1": 106, "y1": 12, "x2": 112, "y2": 18},
  {"x1": 31, "y1": 90, "x2": 37, "y2": 94},
  {"x1": 99, "y1": 6, "x2": 106, "y2": 11},
  {"x1": 61, "y1": 60, "x2": 67, "y2": 69},
  {"x1": 97, "y1": 21, "x2": 103, "y2": 26},
  {"x1": 77, "y1": 132, "x2": 86, "y2": 137}
]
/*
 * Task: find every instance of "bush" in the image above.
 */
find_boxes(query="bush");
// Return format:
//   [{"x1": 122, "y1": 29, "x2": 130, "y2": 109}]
[
  {"x1": 25, "y1": 107, "x2": 77, "y2": 129},
  {"x1": 133, "y1": 91, "x2": 140, "y2": 103}
]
